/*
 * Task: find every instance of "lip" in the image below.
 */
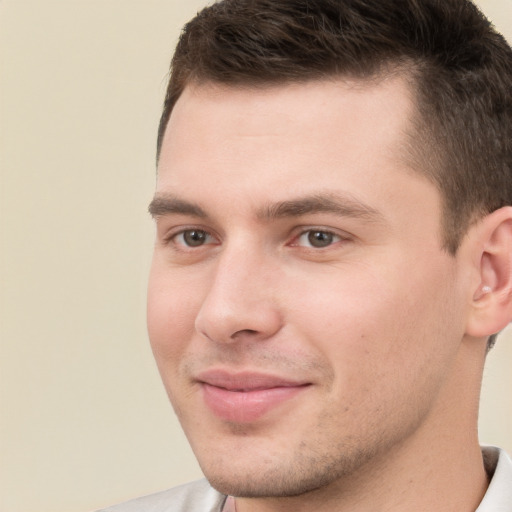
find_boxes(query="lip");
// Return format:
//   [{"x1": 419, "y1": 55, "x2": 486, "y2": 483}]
[{"x1": 197, "y1": 370, "x2": 311, "y2": 423}]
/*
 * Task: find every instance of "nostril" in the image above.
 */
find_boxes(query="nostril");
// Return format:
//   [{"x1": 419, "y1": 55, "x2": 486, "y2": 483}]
[{"x1": 232, "y1": 329, "x2": 259, "y2": 339}]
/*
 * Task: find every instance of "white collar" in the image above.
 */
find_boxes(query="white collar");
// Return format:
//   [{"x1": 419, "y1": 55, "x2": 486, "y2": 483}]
[{"x1": 476, "y1": 447, "x2": 512, "y2": 511}]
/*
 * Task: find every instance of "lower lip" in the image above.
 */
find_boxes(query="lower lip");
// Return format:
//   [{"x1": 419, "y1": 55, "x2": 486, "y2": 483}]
[{"x1": 201, "y1": 383, "x2": 309, "y2": 423}]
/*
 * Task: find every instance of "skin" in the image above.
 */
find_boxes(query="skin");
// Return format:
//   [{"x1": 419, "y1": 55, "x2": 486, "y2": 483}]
[{"x1": 148, "y1": 78, "x2": 504, "y2": 511}]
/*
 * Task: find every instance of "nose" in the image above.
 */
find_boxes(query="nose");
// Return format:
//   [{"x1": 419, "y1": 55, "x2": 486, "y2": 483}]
[{"x1": 194, "y1": 245, "x2": 283, "y2": 344}]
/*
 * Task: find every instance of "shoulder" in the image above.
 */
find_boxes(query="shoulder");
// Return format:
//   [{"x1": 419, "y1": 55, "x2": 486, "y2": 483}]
[{"x1": 97, "y1": 479, "x2": 226, "y2": 512}]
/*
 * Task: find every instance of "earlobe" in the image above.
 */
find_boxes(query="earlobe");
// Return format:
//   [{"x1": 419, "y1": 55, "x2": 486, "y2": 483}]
[{"x1": 466, "y1": 207, "x2": 512, "y2": 338}]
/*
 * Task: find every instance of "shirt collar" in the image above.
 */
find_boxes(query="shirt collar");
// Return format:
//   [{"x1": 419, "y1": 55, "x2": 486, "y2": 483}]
[{"x1": 477, "y1": 446, "x2": 512, "y2": 511}]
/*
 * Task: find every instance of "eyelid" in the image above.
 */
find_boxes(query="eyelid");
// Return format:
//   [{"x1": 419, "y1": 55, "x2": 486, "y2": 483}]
[
  {"x1": 159, "y1": 223, "x2": 352, "y2": 251},
  {"x1": 161, "y1": 225, "x2": 219, "y2": 247},
  {"x1": 288, "y1": 226, "x2": 352, "y2": 248}
]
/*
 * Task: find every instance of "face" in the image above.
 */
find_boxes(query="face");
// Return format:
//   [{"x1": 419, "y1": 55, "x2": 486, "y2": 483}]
[{"x1": 148, "y1": 79, "x2": 471, "y2": 498}]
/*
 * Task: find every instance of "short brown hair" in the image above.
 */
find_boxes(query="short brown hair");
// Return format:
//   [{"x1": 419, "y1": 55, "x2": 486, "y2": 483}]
[{"x1": 158, "y1": 0, "x2": 512, "y2": 255}]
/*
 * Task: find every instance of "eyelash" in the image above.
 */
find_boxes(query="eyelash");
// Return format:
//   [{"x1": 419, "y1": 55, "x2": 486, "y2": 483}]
[
  {"x1": 291, "y1": 229, "x2": 343, "y2": 249},
  {"x1": 164, "y1": 226, "x2": 347, "y2": 251},
  {"x1": 163, "y1": 227, "x2": 218, "y2": 249}
]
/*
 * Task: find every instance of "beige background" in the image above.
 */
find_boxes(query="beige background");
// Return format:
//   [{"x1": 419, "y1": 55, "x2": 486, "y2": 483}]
[{"x1": 1, "y1": 1, "x2": 511, "y2": 511}]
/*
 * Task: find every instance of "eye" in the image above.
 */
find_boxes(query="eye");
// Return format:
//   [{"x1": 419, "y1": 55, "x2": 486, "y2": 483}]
[
  {"x1": 174, "y1": 229, "x2": 215, "y2": 247},
  {"x1": 296, "y1": 229, "x2": 341, "y2": 248}
]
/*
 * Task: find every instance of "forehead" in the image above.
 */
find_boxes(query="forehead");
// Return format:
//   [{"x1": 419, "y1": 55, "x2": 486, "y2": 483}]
[
  {"x1": 157, "y1": 78, "x2": 437, "y2": 224},
  {"x1": 164, "y1": 77, "x2": 415, "y2": 156}
]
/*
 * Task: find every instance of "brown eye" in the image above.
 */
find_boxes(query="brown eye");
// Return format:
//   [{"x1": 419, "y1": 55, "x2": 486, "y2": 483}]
[
  {"x1": 308, "y1": 231, "x2": 334, "y2": 247},
  {"x1": 180, "y1": 229, "x2": 211, "y2": 247},
  {"x1": 297, "y1": 230, "x2": 340, "y2": 248}
]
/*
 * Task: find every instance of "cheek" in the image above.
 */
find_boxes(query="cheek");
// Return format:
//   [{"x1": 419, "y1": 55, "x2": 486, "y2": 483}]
[
  {"x1": 287, "y1": 256, "x2": 457, "y2": 385},
  {"x1": 288, "y1": 261, "x2": 405, "y2": 346},
  {"x1": 284, "y1": 274, "x2": 453, "y2": 442},
  {"x1": 147, "y1": 266, "x2": 202, "y2": 363}
]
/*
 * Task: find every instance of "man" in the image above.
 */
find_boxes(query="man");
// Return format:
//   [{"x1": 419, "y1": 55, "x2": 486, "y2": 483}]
[{"x1": 101, "y1": 0, "x2": 512, "y2": 510}]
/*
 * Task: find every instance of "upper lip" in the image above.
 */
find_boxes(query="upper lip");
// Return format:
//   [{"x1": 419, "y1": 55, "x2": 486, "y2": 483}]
[{"x1": 196, "y1": 369, "x2": 310, "y2": 391}]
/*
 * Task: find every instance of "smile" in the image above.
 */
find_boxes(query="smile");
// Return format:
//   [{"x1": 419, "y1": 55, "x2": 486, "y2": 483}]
[{"x1": 197, "y1": 370, "x2": 311, "y2": 423}]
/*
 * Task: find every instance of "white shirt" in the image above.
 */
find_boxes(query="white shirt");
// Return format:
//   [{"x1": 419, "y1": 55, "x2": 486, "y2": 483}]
[{"x1": 476, "y1": 447, "x2": 512, "y2": 511}]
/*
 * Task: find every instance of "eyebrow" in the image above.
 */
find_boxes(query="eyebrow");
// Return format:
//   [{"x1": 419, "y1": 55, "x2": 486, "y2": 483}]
[
  {"x1": 148, "y1": 192, "x2": 384, "y2": 223},
  {"x1": 257, "y1": 193, "x2": 384, "y2": 222},
  {"x1": 148, "y1": 195, "x2": 207, "y2": 218}
]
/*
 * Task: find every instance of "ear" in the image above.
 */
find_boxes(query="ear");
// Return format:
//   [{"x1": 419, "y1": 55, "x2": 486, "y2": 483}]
[{"x1": 466, "y1": 207, "x2": 512, "y2": 338}]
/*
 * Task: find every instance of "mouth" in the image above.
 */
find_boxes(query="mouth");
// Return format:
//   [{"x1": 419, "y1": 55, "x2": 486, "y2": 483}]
[{"x1": 196, "y1": 370, "x2": 312, "y2": 423}]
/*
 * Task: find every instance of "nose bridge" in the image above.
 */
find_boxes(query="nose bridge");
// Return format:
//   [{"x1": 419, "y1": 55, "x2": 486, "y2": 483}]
[{"x1": 194, "y1": 239, "x2": 282, "y2": 343}]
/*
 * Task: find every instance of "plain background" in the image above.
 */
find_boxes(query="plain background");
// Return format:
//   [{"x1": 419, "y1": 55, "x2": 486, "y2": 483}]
[{"x1": 1, "y1": 1, "x2": 511, "y2": 511}]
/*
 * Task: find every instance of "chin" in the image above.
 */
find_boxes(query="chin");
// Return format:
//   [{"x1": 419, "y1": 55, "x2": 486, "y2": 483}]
[
  {"x1": 196, "y1": 446, "x2": 366, "y2": 499},
  {"x1": 204, "y1": 470, "x2": 327, "y2": 499}
]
